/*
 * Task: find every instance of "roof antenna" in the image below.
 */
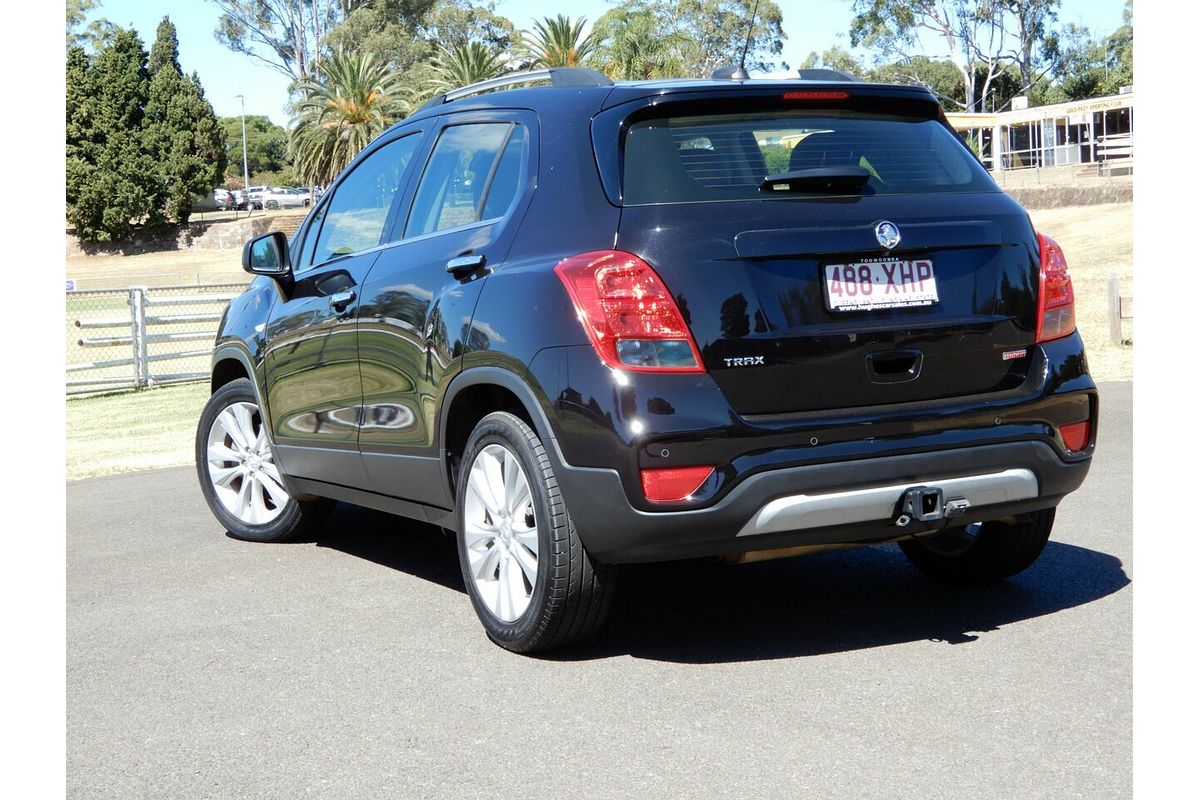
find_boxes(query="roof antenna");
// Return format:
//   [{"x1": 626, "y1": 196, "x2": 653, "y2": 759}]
[
  {"x1": 733, "y1": 0, "x2": 761, "y2": 80},
  {"x1": 710, "y1": 0, "x2": 761, "y2": 81}
]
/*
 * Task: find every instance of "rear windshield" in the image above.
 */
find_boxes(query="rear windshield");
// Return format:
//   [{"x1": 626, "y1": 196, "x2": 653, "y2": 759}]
[{"x1": 622, "y1": 110, "x2": 994, "y2": 205}]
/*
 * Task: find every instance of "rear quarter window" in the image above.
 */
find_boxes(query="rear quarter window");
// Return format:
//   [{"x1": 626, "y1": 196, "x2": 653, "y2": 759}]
[{"x1": 622, "y1": 110, "x2": 994, "y2": 205}]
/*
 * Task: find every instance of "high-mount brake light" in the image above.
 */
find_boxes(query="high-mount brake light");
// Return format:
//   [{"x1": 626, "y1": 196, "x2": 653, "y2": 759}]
[
  {"x1": 554, "y1": 250, "x2": 704, "y2": 372},
  {"x1": 782, "y1": 90, "x2": 850, "y2": 101},
  {"x1": 1035, "y1": 233, "x2": 1076, "y2": 343}
]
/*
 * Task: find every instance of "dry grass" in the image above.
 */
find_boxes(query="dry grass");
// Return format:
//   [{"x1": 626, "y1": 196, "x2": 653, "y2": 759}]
[
  {"x1": 65, "y1": 248, "x2": 246, "y2": 289},
  {"x1": 66, "y1": 381, "x2": 209, "y2": 480},
  {"x1": 1028, "y1": 203, "x2": 1132, "y2": 382}
]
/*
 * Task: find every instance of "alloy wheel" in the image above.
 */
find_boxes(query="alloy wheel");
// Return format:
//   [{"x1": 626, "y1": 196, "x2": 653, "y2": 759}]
[
  {"x1": 462, "y1": 443, "x2": 539, "y2": 622},
  {"x1": 205, "y1": 401, "x2": 290, "y2": 526}
]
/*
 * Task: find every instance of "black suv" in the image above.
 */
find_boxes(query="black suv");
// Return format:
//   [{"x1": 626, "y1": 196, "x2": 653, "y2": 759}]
[{"x1": 196, "y1": 68, "x2": 1096, "y2": 652}]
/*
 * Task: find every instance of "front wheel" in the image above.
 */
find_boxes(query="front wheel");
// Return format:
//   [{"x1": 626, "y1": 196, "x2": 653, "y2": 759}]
[
  {"x1": 455, "y1": 412, "x2": 615, "y2": 653},
  {"x1": 898, "y1": 509, "x2": 1055, "y2": 584},
  {"x1": 196, "y1": 378, "x2": 333, "y2": 542}
]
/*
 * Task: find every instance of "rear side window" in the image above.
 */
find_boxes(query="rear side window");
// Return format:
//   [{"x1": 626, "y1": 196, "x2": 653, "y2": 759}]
[
  {"x1": 405, "y1": 122, "x2": 525, "y2": 238},
  {"x1": 622, "y1": 111, "x2": 993, "y2": 205}
]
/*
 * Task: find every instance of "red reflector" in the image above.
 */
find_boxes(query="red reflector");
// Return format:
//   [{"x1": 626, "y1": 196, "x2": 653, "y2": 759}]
[
  {"x1": 1060, "y1": 420, "x2": 1091, "y2": 452},
  {"x1": 641, "y1": 466, "x2": 715, "y2": 503},
  {"x1": 1036, "y1": 233, "x2": 1076, "y2": 343},
  {"x1": 554, "y1": 251, "x2": 704, "y2": 373},
  {"x1": 782, "y1": 90, "x2": 850, "y2": 101}
]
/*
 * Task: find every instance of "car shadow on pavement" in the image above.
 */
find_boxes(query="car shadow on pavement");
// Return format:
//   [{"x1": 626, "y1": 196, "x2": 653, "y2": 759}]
[
  {"x1": 306, "y1": 503, "x2": 1129, "y2": 664},
  {"x1": 558, "y1": 540, "x2": 1130, "y2": 663},
  {"x1": 310, "y1": 502, "x2": 467, "y2": 594}
]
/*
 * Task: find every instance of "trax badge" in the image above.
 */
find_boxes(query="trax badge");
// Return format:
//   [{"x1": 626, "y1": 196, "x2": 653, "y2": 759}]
[
  {"x1": 875, "y1": 220, "x2": 901, "y2": 250},
  {"x1": 724, "y1": 356, "x2": 765, "y2": 367}
]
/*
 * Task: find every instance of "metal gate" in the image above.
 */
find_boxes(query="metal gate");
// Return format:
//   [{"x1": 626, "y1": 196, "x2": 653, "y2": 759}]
[{"x1": 66, "y1": 283, "x2": 249, "y2": 395}]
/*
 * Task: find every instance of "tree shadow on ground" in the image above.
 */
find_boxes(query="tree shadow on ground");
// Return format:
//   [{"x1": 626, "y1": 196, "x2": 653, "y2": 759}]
[{"x1": 310, "y1": 502, "x2": 1130, "y2": 665}]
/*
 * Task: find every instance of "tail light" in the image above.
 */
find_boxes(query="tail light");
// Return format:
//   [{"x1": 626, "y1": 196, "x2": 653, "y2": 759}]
[
  {"x1": 641, "y1": 466, "x2": 715, "y2": 503},
  {"x1": 1036, "y1": 233, "x2": 1076, "y2": 343},
  {"x1": 554, "y1": 250, "x2": 704, "y2": 372}
]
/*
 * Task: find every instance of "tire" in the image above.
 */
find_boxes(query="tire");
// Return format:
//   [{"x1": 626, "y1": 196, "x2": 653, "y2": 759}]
[
  {"x1": 265, "y1": 200, "x2": 279, "y2": 210},
  {"x1": 455, "y1": 411, "x2": 616, "y2": 653},
  {"x1": 196, "y1": 378, "x2": 334, "y2": 543},
  {"x1": 898, "y1": 508, "x2": 1055, "y2": 585}
]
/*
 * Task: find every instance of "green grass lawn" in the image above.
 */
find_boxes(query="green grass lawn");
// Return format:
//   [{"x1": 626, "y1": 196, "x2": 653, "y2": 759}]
[{"x1": 67, "y1": 381, "x2": 210, "y2": 481}]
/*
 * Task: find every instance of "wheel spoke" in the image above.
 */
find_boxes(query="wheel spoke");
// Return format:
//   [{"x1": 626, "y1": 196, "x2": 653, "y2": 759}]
[
  {"x1": 514, "y1": 528, "x2": 539, "y2": 559},
  {"x1": 231, "y1": 404, "x2": 257, "y2": 449},
  {"x1": 257, "y1": 470, "x2": 290, "y2": 508},
  {"x1": 233, "y1": 474, "x2": 253, "y2": 519},
  {"x1": 503, "y1": 450, "x2": 521, "y2": 509},
  {"x1": 468, "y1": 459, "x2": 504, "y2": 518},
  {"x1": 217, "y1": 408, "x2": 251, "y2": 452},
  {"x1": 504, "y1": 555, "x2": 528, "y2": 615},
  {"x1": 462, "y1": 519, "x2": 496, "y2": 549},
  {"x1": 512, "y1": 541, "x2": 538, "y2": 587},
  {"x1": 481, "y1": 450, "x2": 507, "y2": 518},
  {"x1": 248, "y1": 476, "x2": 268, "y2": 525},
  {"x1": 207, "y1": 442, "x2": 241, "y2": 465},
  {"x1": 507, "y1": 470, "x2": 531, "y2": 518},
  {"x1": 210, "y1": 464, "x2": 241, "y2": 488},
  {"x1": 472, "y1": 543, "x2": 502, "y2": 582}
]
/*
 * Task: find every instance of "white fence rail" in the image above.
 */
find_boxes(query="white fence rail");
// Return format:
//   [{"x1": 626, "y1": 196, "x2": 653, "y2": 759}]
[{"x1": 66, "y1": 283, "x2": 249, "y2": 395}]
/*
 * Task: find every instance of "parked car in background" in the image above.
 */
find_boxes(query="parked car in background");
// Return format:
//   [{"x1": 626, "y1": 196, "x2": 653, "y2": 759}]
[
  {"x1": 239, "y1": 185, "x2": 268, "y2": 210},
  {"x1": 214, "y1": 189, "x2": 237, "y2": 210},
  {"x1": 263, "y1": 187, "x2": 311, "y2": 210},
  {"x1": 198, "y1": 68, "x2": 1097, "y2": 653}
]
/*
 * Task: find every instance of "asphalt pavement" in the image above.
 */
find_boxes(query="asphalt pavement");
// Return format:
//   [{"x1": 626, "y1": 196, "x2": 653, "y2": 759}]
[{"x1": 67, "y1": 382, "x2": 1132, "y2": 799}]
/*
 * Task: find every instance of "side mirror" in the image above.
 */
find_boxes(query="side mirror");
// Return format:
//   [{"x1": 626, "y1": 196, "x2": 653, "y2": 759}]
[{"x1": 242, "y1": 231, "x2": 292, "y2": 278}]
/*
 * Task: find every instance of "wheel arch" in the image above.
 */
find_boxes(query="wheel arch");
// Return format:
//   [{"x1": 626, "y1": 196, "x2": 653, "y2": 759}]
[
  {"x1": 439, "y1": 366, "x2": 561, "y2": 500},
  {"x1": 211, "y1": 344, "x2": 272, "y2": 427}
]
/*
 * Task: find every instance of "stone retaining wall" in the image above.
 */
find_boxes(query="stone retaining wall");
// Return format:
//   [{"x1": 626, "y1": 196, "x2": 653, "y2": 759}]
[{"x1": 1005, "y1": 183, "x2": 1133, "y2": 209}]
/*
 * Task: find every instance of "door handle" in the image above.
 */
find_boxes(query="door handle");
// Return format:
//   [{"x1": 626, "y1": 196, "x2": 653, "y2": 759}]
[
  {"x1": 445, "y1": 253, "x2": 486, "y2": 279},
  {"x1": 329, "y1": 289, "x2": 356, "y2": 312}
]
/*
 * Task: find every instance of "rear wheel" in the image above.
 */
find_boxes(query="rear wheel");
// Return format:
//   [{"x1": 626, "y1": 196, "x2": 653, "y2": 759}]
[
  {"x1": 196, "y1": 378, "x2": 333, "y2": 542},
  {"x1": 898, "y1": 509, "x2": 1055, "y2": 584},
  {"x1": 455, "y1": 412, "x2": 615, "y2": 653}
]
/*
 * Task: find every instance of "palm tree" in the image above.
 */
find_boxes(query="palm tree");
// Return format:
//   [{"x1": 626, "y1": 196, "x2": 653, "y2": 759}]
[
  {"x1": 590, "y1": 10, "x2": 691, "y2": 81},
  {"x1": 288, "y1": 51, "x2": 408, "y2": 186},
  {"x1": 519, "y1": 14, "x2": 594, "y2": 68},
  {"x1": 426, "y1": 41, "x2": 509, "y2": 95}
]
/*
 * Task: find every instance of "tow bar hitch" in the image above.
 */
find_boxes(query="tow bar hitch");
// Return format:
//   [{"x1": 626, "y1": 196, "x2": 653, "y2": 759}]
[{"x1": 894, "y1": 486, "x2": 970, "y2": 527}]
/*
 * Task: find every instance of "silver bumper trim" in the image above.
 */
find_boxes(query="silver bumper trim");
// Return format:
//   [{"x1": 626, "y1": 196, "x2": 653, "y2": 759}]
[{"x1": 736, "y1": 468, "x2": 1039, "y2": 537}]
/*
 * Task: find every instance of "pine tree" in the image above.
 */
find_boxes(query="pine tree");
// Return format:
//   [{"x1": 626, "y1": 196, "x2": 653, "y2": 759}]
[
  {"x1": 65, "y1": 28, "x2": 157, "y2": 242},
  {"x1": 145, "y1": 17, "x2": 227, "y2": 226}
]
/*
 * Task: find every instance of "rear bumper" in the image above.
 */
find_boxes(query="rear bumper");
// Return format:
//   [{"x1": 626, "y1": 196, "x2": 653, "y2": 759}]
[{"x1": 553, "y1": 440, "x2": 1090, "y2": 563}]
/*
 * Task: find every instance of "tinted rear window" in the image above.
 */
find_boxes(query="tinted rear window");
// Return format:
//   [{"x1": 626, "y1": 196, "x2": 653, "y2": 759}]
[{"x1": 622, "y1": 111, "x2": 994, "y2": 205}]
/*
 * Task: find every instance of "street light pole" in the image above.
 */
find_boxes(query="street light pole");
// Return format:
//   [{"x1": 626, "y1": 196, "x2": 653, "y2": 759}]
[{"x1": 237, "y1": 94, "x2": 250, "y2": 215}]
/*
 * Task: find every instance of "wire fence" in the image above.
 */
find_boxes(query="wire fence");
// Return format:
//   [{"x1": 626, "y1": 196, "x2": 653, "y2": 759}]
[{"x1": 66, "y1": 283, "x2": 249, "y2": 395}]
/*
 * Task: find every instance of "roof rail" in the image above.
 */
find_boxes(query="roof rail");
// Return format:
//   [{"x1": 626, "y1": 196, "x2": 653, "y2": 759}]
[
  {"x1": 794, "y1": 68, "x2": 863, "y2": 83},
  {"x1": 417, "y1": 67, "x2": 614, "y2": 112}
]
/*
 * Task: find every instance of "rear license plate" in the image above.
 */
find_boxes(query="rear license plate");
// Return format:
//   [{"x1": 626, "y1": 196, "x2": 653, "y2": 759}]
[{"x1": 824, "y1": 259, "x2": 939, "y2": 312}]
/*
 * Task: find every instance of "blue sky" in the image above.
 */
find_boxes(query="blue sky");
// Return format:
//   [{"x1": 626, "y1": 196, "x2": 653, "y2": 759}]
[{"x1": 84, "y1": 0, "x2": 1130, "y2": 126}]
